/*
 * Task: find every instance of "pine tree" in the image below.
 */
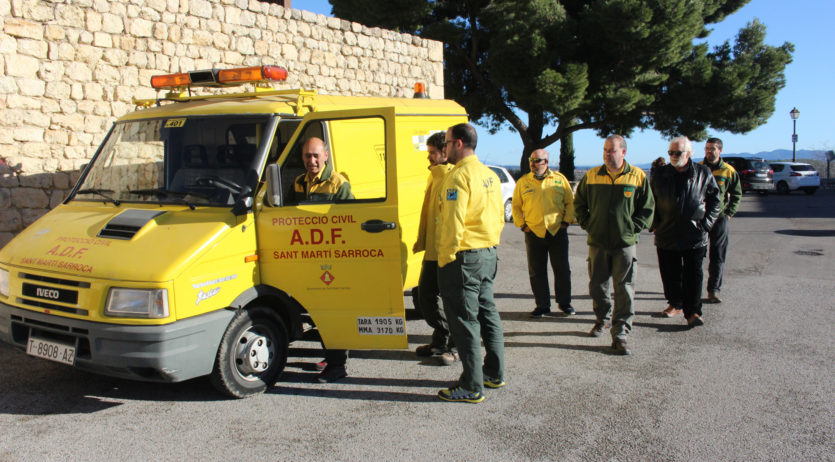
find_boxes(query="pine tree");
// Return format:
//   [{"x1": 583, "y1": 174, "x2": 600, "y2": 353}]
[{"x1": 330, "y1": 0, "x2": 793, "y2": 172}]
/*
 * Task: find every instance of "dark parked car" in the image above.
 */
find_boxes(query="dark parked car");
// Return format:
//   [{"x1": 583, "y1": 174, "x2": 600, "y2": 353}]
[{"x1": 722, "y1": 156, "x2": 773, "y2": 195}]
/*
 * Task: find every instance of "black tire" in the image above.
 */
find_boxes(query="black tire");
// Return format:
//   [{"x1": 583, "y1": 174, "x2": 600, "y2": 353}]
[
  {"x1": 777, "y1": 181, "x2": 790, "y2": 195},
  {"x1": 504, "y1": 199, "x2": 513, "y2": 222},
  {"x1": 210, "y1": 306, "x2": 288, "y2": 398},
  {"x1": 803, "y1": 187, "x2": 817, "y2": 195}
]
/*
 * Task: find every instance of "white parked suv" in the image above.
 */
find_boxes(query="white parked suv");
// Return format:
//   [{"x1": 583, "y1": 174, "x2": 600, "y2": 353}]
[
  {"x1": 487, "y1": 165, "x2": 516, "y2": 222},
  {"x1": 769, "y1": 162, "x2": 820, "y2": 195}
]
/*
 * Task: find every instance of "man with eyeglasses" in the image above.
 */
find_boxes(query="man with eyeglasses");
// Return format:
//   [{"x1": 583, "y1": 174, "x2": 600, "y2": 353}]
[
  {"x1": 574, "y1": 135, "x2": 655, "y2": 355},
  {"x1": 435, "y1": 123, "x2": 505, "y2": 403},
  {"x1": 512, "y1": 149, "x2": 576, "y2": 318},
  {"x1": 650, "y1": 136, "x2": 721, "y2": 328},
  {"x1": 699, "y1": 138, "x2": 741, "y2": 304}
]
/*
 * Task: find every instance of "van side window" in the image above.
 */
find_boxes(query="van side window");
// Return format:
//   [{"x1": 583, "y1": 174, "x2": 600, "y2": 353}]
[{"x1": 282, "y1": 117, "x2": 386, "y2": 204}]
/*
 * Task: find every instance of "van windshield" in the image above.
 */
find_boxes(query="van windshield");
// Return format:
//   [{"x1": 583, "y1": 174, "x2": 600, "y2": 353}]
[{"x1": 73, "y1": 116, "x2": 271, "y2": 206}]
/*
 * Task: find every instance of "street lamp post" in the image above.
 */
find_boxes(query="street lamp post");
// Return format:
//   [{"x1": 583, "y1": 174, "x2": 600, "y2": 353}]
[{"x1": 790, "y1": 107, "x2": 800, "y2": 162}]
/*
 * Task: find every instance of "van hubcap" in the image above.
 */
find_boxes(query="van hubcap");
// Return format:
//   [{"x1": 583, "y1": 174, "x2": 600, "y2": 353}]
[{"x1": 234, "y1": 327, "x2": 274, "y2": 378}]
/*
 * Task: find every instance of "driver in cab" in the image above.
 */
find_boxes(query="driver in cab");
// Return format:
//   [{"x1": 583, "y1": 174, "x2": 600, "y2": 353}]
[{"x1": 290, "y1": 137, "x2": 353, "y2": 203}]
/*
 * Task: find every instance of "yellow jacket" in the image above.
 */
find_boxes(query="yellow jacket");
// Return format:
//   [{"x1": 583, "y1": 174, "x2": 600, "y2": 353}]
[
  {"x1": 414, "y1": 163, "x2": 453, "y2": 261},
  {"x1": 436, "y1": 155, "x2": 504, "y2": 267},
  {"x1": 512, "y1": 170, "x2": 575, "y2": 238}
]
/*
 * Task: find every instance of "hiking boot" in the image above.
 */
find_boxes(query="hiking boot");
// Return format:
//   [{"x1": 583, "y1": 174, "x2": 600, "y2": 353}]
[
  {"x1": 661, "y1": 305, "x2": 683, "y2": 317},
  {"x1": 529, "y1": 307, "x2": 551, "y2": 318},
  {"x1": 483, "y1": 376, "x2": 506, "y2": 389},
  {"x1": 315, "y1": 365, "x2": 347, "y2": 383},
  {"x1": 589, "y1": 321, "x2": 607, "y2": 337},
  {"x1": 438, "y1": 351, "x2": 459, "y2": 366},
  {"x1": 559, "y1": 305, "x2": 576, "y2": 316},
  {"x1": 611, "y1": 338, "x2": 631, "y2": 356},
  {"x1": 416, "y1": 344, "x2": 442, "y2": 357},
  {"x1": 437, "y1": 386, "x2": 484, "y2": 403}
]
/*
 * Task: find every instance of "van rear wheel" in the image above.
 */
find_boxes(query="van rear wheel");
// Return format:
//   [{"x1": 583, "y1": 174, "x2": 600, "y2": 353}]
[{"x1": 210, "y1": 306, "x2": 288, "y2": 398}]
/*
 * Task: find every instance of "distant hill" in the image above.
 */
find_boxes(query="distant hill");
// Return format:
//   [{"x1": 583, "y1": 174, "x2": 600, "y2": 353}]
[{"x1": 722, "y1": 149, "x2": 829, "y2": 161}]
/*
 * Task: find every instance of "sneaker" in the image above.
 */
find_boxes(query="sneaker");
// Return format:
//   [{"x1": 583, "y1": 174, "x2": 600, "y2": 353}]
[
  {"x1": 589, "y1": 321, "x2": 606, "y2": 337},
  {"x1": 438, "y1": 351, "x2": 459, "y2": 366},
  {"x1": 316, "y1": 365, "x2": 348, "y2": 383},
  {"x1": 437, "y1": 386, "x2": 484, "y2": 403},
  {"x1": 611, "y1": 338, "x2": 631, "y2": 355},
  {"x1": 687, "y1": 313, "x2": 705, "y2": 327},
  {"x1": 314, "y1": 360, "x2": 327, "y2": 371},
  {"x1": 529, "y1": 307, "x2": 551, "y2": 318},
  {"x1": 483, "y1": 376, "x2": 505, "y2": 389},
  {"x1": 416, "y1": 344, "x2": 442, "y2": 357},
  {"x1": 707, "y1": 291, "x2": 722, "y2": 304},
  {"x1": 559, "y1": 305, "x2": 576, "y2": 316},
  {"x1": 661, "y1": 305, "x2": 683, "y2": 317}
]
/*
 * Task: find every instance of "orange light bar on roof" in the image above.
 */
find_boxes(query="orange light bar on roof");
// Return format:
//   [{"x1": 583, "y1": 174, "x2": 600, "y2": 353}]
[
  {"x1": 150, "y1": 72, "x2": 191, "y2": 89},
  {"x1": 218, "y1": 66, "x2": 288, "y2": 84}
]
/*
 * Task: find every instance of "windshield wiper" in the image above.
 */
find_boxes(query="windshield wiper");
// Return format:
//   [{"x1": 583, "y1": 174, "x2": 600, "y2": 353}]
[
  {"x1": 76, "y1": 188, "x2": 121, "y2": 206},
  {"x1": 128, "y1": 188, "x2": 210, "y2": 210}
]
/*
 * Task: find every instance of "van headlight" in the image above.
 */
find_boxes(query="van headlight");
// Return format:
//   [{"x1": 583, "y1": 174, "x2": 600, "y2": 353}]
[
  {"x1": 0, "y1": 268, "x2": 8, "y2": 298},
  {"x1": 106, "y1": 288, "x2": 169, "y2": 318}
]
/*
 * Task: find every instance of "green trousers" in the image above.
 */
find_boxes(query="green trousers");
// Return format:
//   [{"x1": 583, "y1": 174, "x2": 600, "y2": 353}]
[
  {"x1": 587, "y1": 245, "x2": 637, "y2": 340},
  {"x1": 438, "y1": 247, "x2": 504, "y2": 393}
]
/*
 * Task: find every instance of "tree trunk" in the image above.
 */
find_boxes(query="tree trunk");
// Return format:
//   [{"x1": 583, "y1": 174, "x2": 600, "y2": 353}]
[
  {"x1": 519, "y1": 144, "x2": 536, "y2": 174},
  {"x1": 559, "y1": 130, "x2": 576, "y2": 181}
]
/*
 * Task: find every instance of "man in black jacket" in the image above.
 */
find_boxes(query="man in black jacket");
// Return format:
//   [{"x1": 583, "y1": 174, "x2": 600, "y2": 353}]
[{"x1": 651, "y1": 136, "x2": 721, "y2": 327}]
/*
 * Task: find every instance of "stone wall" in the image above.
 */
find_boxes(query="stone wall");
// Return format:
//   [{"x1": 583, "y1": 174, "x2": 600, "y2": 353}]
[{"x1": 0, "y1": 0, "x2": 445, "y2": 247}]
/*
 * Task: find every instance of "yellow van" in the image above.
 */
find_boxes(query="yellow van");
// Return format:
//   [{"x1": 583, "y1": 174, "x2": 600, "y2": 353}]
[{"x1": 0, "y1": 66, "x2": 467, "y2": 397}]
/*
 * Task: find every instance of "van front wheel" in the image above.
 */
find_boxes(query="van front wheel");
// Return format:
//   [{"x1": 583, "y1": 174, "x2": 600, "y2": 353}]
[{"x1": 210, "y1": 306, "x2": 288, "y2": 398}]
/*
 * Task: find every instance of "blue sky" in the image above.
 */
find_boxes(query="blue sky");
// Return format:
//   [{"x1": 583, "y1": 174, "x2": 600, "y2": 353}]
[{"x1": 297, "y1": 0, "x2": 833, "y2": 166}]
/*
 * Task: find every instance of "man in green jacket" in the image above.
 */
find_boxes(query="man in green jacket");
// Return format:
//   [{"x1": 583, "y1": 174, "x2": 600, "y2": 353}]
[
  {"x1": 700, "y1": 137, "x2": 741, "y2": 304},
  {"x1": 574, "y1": 135, "x2": 655, "y2": 355}
]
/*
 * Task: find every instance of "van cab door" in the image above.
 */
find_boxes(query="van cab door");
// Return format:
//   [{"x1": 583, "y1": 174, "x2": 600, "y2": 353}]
[{"x1": 256, "y1": 108, "x2": 408, "y2": 349}]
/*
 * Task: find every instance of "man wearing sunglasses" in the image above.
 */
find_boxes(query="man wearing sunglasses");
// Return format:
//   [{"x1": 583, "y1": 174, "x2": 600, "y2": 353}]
[
  {"x1": 650, "y1": 136, "x2": 721, "y2": 328},
  {"x1": 512, "y1": 149, "x2": 576, "y2": 318},
  {"x1": 574, "y1": 135, "x2": 655, "y2": 355},
  {"x1": 435, "y1": 123, "x2": 505, "y2": 403}
]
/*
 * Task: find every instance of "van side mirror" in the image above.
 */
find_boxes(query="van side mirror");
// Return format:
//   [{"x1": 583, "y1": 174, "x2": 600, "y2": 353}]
[
  {"x1": 265, "y1": 163, "x2": 282, "y2": 207},
  {"x1": 232, "y1": 185, "x2": 253, "y2": 216}
]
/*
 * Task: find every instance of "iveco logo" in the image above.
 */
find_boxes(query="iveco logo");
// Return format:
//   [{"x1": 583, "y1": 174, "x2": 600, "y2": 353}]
[{"x1": 36, "y1": 288, "x2": 60, "y2": 299}]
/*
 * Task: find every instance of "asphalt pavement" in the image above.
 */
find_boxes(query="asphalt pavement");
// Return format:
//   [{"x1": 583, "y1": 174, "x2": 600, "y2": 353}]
[{"x1": 0, "y1": 189, "x2": 833, "y2": 461}]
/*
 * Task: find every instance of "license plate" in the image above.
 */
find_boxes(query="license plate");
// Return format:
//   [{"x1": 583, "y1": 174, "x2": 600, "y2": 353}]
[
  {"x1": 27, "y1": 336, "x2": 76, "y2": 365},
  {"x1": 750, "y1": 183, "x2": 771, "y2": 190}
]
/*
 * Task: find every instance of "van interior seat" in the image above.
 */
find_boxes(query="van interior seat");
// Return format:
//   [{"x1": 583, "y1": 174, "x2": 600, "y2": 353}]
[{"x1": 171, "y1": 144, "x2": 211, "y2": 191}]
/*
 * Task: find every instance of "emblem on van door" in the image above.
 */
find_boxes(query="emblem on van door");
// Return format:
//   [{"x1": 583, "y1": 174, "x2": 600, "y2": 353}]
[{"x1": 196, "y1": 287, "x2": 220, "y2": 305}]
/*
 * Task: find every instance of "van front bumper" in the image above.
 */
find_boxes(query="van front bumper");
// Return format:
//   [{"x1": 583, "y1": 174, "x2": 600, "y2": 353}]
[{"x1": 0, "y1": 302, "x2": 234, "y2": 383}]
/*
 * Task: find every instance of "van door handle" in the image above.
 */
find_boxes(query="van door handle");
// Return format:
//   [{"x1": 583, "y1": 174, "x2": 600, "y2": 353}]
[{"x1": 361, "y1": 219, "x2": 397, "y2": 233}]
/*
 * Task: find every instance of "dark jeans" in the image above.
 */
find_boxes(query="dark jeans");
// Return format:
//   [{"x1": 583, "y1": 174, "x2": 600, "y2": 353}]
[
  {"x1": 707, "y1": 214, "x2": 729, "y2": 293},
  {"x1": 656, "y1": 246, "x2": 707, "y2": 317},
  {"x1": 524, "y1": 228, "x2": 571, "y2": 309}
]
